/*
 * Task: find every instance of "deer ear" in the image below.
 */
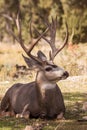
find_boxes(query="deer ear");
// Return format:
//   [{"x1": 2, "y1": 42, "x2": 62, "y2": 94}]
[
  {"x1": 22, "y1": 54, "x2": 42, "y2": 68},
  {"x1": 37, "y1": 50, "x2": 47, "y2": 61}
]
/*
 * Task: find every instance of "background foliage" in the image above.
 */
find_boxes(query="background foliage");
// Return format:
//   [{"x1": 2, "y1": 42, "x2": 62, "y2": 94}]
[{"x1": 0, "y1": 0, "x2": 87, "y2": 44}]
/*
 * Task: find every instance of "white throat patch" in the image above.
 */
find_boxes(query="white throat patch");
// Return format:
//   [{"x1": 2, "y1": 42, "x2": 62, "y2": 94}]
[{"x1": 41, "y1": 83, "x2": 56, "y2": 90}]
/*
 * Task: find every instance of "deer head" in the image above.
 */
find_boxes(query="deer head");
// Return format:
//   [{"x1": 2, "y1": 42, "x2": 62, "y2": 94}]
[{"x1": 4, "y1": 12, "x2": 69, "y2": 83}]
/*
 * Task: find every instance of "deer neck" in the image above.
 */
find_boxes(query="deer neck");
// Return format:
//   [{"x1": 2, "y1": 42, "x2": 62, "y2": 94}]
[
  {"x1": 36, "y1": 71, "x2": 56, "y2": 90},
  {"x1": 36, "y1": 71, "x2": 57, "y2": 110}
]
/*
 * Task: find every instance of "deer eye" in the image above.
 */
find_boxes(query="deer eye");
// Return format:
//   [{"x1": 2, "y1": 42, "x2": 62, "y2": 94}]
[{"x1": 45, "y1": 67, "x2": 52, "y2": 71}]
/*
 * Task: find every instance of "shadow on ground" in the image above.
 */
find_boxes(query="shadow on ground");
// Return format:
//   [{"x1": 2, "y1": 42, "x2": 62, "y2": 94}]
[{"x1": 0, "y1": 92, "x2": 87, "y2": 130}]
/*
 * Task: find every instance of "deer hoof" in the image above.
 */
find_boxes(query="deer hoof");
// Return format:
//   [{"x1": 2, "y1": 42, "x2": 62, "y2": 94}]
[
  {"x1": 16, "y1": 112, "x2": 30, "y2": 119},
  {"x1": 40, "y1": 111, "x2": 47, "y2": 119},
  {"x1": 57, "y1": 112, "x2": 65, "y2": 120}
]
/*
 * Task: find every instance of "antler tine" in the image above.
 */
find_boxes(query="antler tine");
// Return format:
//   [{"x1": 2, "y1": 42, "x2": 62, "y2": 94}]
[
  {"x1": 51, "y1": 22, "x2": 69, "y2": 59},
  {"x1": 29, "y1": 19, "x2": 33, "y2": 39},
  {"x1": 50, "y1": 17, "x2": 57, "y2": 51},
  {"x1": 44, "y1": 17, "x2": 57, "y2": 52},
  {"x1": 15, "y1": 11, "x2": 29, "y2": 54},
  {"x1": 1, "y1": 13, "x2": 20, "y2": 43},
  {"x1": 2, "y1": 10, "x2": 29, "y2": 55}
]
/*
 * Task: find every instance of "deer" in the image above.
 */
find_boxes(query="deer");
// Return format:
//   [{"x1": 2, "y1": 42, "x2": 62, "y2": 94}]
[{"x1": 0, "y1": 14, "x2": 69, "y2": 119}]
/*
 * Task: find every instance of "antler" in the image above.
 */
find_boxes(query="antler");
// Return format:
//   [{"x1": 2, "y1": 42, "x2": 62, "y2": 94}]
[
  {"x1": 2, "y1": 11, "x2": 68, "y2": 62},
  {"x1": 45, "y1": 17, "x2": 68, "y2": 61},
  {"x1": 34, "y1": 17, "x2": 68, "y2": 61},
  {"x1": 3, "y1": 11, "x2": 48, "y2": 63}
]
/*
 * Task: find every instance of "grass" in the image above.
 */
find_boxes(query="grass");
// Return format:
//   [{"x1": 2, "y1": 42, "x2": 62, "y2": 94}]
[{"x1": 0, "y1": 42, "x2": 87, "y2": 129}]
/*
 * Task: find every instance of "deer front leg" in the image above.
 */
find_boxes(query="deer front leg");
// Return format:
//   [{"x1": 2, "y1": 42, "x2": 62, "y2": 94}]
[{"x1": 16, "y1": 104, "x2": 30, "y2": 119}]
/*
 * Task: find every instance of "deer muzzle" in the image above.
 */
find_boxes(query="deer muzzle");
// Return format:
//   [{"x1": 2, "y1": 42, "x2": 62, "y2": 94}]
[{"x1": 62, "y1": 71, "x2": 69, "y2": 79}]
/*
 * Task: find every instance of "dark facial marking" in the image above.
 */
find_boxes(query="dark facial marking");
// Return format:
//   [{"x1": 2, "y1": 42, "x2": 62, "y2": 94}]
[{"x1": 45, "y1": 67, "x2": 52, "y2": 71}]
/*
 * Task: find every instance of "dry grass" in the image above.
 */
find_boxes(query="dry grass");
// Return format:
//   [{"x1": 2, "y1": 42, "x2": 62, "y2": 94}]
[
  {"x1": 0, "y1": 43, "x2": 25, "y2": 65},
  {"x1": 0, "y1": 42, "x2": 87, "y2": 81}
]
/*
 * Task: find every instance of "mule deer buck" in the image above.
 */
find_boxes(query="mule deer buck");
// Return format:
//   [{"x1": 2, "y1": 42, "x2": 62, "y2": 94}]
[{"x1": 0, "y1": 15, "x2": 69, "y2": 119}]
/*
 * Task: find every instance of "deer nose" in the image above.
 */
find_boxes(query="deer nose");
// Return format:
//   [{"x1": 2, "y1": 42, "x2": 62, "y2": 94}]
[{"x1": 63, "y1": 71, "x2": 69, "y2": 78}]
